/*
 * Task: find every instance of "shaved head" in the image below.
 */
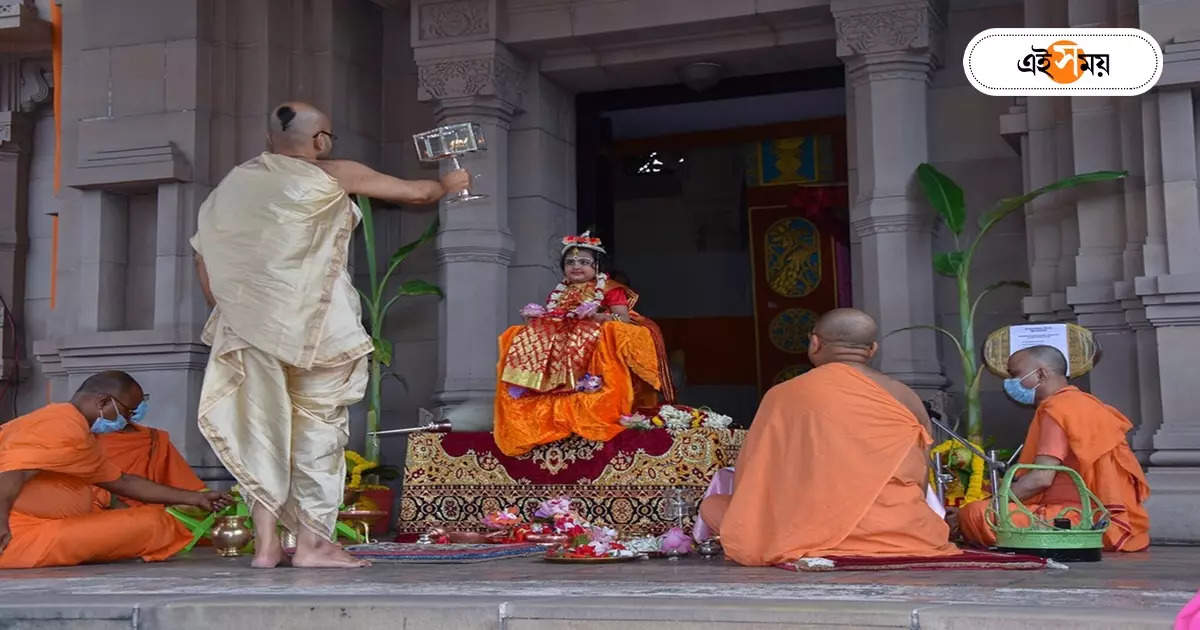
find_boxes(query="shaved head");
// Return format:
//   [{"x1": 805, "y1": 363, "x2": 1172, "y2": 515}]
[
  {"x1": 1006, "y1": 344, "x2": 1070, "y2": 403},
  {"x1": 70, "y1": 370, "x2": 144, "y2": 424},
  {"x1": 75, "y1": 370, "x2": 140, "y2": 398},
  {"x1": 807, "y1": 308, "x2": 879, "y2": 367},
  {"x1": 268, "y1": 101, "x2": 333, "y2": 159},
  {"x1": 1011, "y1": 345, "x2": 1068, "y2": 376},
  {"x1": 812, "y1": 308, "x2": 879, "y2": 347}
]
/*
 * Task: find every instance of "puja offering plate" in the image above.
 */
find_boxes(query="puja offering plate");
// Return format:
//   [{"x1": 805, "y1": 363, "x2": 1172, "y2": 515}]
[
  {"x1": 643, "y1": 550, "x2": 689, "y2": 559},
  {"x1": 543, "y1": 550, "x2": 639, "y2": 564}
]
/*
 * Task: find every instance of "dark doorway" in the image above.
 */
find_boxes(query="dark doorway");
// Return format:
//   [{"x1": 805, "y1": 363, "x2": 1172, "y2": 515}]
[{"x1": 575, "y1": 67, "x2": 851, "y2": 424}]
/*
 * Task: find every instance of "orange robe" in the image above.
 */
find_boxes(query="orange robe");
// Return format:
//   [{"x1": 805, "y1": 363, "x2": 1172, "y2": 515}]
[
  {"x1": 704, "y1": 363, "x2": 959, "y2": 566},
  {"x1": 494, "y1": 322, "x2": 661, "y2": 456},
  {"x1": 96, "y1": 425, "x2": 206, "y2": 506},
  {"x1": 959, "y1": 386, "x2": 1150, "y2": 552},
  {"x1": 0, "y1": 404, "x2": 191, "y2": 568},
  {"x1": 494, "y1": 281, "x2": 667, "y2": 457}
]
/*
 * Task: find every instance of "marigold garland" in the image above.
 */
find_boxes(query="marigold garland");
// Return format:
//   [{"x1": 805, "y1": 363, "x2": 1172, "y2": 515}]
[
  {"x1": 345, "y1": 450, "x2": 374, "y2": 489},
  {"x1": 929, "y1": 439, "x2": 988, "y2": 505}
]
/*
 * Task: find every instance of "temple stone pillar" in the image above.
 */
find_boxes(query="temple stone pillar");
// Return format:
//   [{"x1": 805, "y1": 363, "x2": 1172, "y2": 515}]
[
  {"x1": 1065, "y1": 1, "x2": 1141, "y2": 425},
  {"x1": 1020, "y1": 95, "x2": 1063, "y2": 323},
  {"x1": 0, "y1": 12, "x2": 53, "y2": 417},
  {"x1": 1019, "y1": 0, "x2": 1067, "y2": 324},
  {"x1": 0, "y1": 100, "x2": 34, "y2": 399},
  {"x1": 1052, "y1": 98, "x2": 1079, "y2": 321},
  {"x1": 1139, "y1": 86, "x2": 1200, "y2": 541},
  {"x1": 412, "y1": 1, "x2": 523, "y2": 430},
  {"x1": 833, "y1": 0, "x2": 947, "y2": 396},
  {"x1": 1131, "y1": 92, "x2": 1167, "y2": 459}
]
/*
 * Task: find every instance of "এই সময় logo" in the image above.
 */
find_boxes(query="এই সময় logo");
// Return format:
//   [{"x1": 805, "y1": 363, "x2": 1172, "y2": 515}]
[{"x1": 1017, "y1": 40, "x2": 1110, "y2": 84}]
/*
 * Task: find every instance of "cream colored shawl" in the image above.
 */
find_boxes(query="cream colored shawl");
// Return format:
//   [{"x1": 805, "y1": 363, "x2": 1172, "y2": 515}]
[{"x1": 191, "y1": 153, "x2": 371, "y2": 369}]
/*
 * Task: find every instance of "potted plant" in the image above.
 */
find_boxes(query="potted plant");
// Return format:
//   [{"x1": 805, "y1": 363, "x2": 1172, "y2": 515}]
[
  {"x1": 355, "y1": 194, "x2": 442, "y2": 462},
  {"x1": 903, "y1": 163, "x2": 1126, "y2": 444},
  {"x1": 344, "y1": 448, "x2": 403, "y2": 533},
  {"x1": 348, "y1": 194, "x2": 442, "y2": 532}
]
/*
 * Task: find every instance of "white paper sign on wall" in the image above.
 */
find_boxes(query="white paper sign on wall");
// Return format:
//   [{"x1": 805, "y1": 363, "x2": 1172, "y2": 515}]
[{"x1": 1009, "y1": 324, "x2": 1071, "y2": 377}]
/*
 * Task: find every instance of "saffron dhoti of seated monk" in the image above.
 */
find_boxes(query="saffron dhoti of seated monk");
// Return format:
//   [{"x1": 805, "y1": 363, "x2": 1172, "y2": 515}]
[{"x1": 494, "y1": 233, "x2": 675, "y2": 457}]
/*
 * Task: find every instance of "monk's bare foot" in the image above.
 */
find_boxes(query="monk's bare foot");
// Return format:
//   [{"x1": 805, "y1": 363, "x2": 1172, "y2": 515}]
[
  {"x1": 251, "y1": 541, "x2": 286, "y2": 569},
  {"x1": 291, "y1": 540, "x2": 370, "y2": 568}
]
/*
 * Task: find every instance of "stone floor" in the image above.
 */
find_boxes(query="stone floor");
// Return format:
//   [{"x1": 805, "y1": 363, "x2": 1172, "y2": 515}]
[{"x1": 0, "y1": 545, "x2": 1196, "y2": 629}]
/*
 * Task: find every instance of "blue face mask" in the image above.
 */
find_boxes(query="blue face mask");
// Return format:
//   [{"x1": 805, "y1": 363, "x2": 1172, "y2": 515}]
[
  {"x1": 130, "y1": 400, "x2": 148, "y2": 423},
  {"x1": 1003, "y1": 370, "x2": 1041, "y2": 406},
  {"x1": 91, "y1": 399, "x2": 129, "y2": 434}
]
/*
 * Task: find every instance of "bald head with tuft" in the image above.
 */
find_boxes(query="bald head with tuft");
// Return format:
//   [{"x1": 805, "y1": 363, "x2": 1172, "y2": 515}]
[
  {"x1": 268, "y1": 102, "x2": 334, "y2": 159},
  {"x1": 808, "y1": 308, "x2": 880, "y2": 366}
]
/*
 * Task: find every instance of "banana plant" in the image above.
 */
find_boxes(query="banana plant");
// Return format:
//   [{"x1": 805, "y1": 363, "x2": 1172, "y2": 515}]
[
  {"x1": 900, "y1": 164, "x2": 1126, "y2": 443},
  {"x1": 356, "y1": 194, "x2": 443, "y2": 462}
]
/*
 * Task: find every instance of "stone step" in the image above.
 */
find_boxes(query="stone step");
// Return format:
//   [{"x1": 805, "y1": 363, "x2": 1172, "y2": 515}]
[{"x1": 0, "y1": 596, "x2": 1178, "y2": 630}]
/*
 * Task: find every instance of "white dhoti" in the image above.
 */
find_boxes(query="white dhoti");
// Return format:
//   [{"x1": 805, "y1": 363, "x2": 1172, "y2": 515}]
[
  {"x1": 199, "y1": 319, "x2": 367, "y2": 537},
  {"x1": 192, "y1": 152, "x2": 373, "y2": 538}
]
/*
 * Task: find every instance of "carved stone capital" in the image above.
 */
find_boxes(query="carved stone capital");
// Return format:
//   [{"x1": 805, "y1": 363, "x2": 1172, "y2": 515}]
[
  {"x1": 416, "y1": 43, "x2": 527, "y2": 113},
  {"x1": 852, "y1": 213, "x2": 933, "y2": 237},
  {"x1": 414, "y1": 0, "x2": 494, "y2": 45},
  {"x1": 833, "y1": 0, "x2": 945, "y2": 65},
  {"x1": 0, "y1": 56, "x2": 52, "y2": 114}
]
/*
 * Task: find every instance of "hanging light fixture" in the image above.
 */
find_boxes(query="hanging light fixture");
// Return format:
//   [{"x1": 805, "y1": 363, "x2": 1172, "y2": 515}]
[{"x1": 679, "y1": 61, "x2": 724, "y2": 92}]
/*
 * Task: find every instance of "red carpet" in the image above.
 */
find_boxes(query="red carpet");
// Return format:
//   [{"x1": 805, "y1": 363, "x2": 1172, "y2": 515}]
[{"x1": 780, "y1": 549, "x2": 1054, "y2": 572}]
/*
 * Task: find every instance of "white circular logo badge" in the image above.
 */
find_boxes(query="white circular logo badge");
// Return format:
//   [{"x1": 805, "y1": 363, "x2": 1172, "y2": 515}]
[{"x1": 964, "y1": 28, "x2": 1162, "y2": 96}]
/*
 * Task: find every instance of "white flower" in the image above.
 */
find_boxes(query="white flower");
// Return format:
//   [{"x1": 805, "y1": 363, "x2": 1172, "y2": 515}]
[
  {"x1": 589, "y1": 526, "x2": 618, "y2": 544},
  {"x1": 659, "y1": 405, "x2": 693, "y2": 431},
  {"x1": 587, "y1": 540, "x2": 612, "y2": 555},
  {"x1": 702, "y1": 410, "x2": 733, "y2": 429},
  {"x1": 620, "y1": 413, "x2": 652, "y2": 430},
  {"x1": 625, "y1": 536, "x2": 661, "y2": 553}
]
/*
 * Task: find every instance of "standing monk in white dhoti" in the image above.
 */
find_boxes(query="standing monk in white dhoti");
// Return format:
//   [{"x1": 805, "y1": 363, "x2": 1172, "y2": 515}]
[{"x1": 192, "y1": 102, "x2": 469, "y2": 568}]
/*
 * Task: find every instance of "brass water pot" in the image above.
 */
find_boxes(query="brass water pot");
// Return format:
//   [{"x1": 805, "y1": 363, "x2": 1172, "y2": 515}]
[{"x1": 211, "y1": 515, "x2": 252, "y2": 557}]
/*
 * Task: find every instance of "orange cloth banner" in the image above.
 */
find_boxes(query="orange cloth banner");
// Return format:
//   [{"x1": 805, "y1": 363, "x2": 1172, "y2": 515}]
[{"x1": 51, "y1": 2, "x2": 62, "y2": 193}]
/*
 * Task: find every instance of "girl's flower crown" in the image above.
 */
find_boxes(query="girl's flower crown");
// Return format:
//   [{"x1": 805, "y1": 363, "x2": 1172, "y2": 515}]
[{"x1": 561, "y1": 231, "x2": 606, "y2": 255}]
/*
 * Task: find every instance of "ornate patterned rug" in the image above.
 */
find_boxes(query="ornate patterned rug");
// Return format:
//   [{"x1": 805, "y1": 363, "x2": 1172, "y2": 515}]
[
  {"x1": 396, "y1": 428, "x2": 745, "y2": 538},
  {"x1": 345, "y1": 542, "x2": 546, "y2": 564},
  {"x1": 782, "y1": 550, "x2": 1058, "y2": 572}
]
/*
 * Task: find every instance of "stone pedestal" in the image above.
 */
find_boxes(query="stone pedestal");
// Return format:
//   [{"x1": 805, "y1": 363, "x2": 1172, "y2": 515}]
[{"x1": 833, "y1": 0, "x2": 947, "y2": 396}]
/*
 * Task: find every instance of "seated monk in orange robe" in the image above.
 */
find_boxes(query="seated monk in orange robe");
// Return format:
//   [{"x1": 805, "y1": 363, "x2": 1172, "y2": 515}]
[
  {"x1": 95, "y1": 418, "x2": 207, "y2": 507},
  {"x1": 0, "y1": 371, "x2": 232, "y2": 568},
  {"x1": 699, "y1": 308, "x2": 959, "y2": 566},
  {"x1": 493, "y1": 232, "x2": 674, "y2": 456},
  {"x1": 956, "y1": 345, "x2": 1150, "y2": 552}
]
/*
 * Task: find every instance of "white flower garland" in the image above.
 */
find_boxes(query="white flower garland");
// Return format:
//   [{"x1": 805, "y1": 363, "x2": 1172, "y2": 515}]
[
  {"x1": 546, "y1": 272, "x2": 608, "y2": 318},
  {"x1": 658, "y1": 405, "x2": 693, "y2": 431}
]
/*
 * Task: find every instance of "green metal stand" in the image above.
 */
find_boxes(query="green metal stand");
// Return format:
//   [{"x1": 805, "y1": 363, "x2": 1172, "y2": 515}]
[{"x1": 990, "y1": 463, "x2": 1110, "y2": 562}]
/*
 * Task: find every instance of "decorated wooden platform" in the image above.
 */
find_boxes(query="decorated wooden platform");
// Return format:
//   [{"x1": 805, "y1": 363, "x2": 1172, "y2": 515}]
[{"x1": 395, "y1": 427, "x2": 745, "y2": 537}]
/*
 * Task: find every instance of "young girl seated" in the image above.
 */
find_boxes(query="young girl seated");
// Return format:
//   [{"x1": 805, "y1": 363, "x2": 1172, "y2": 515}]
[{"x1": 493, "y1": 233, "x2": 674, "y2": 456}]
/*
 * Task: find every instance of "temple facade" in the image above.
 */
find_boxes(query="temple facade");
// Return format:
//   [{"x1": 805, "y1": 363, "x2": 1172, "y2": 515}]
[{"x1": 1, "y1": 0, "x2": 1199, "y2": 541}]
